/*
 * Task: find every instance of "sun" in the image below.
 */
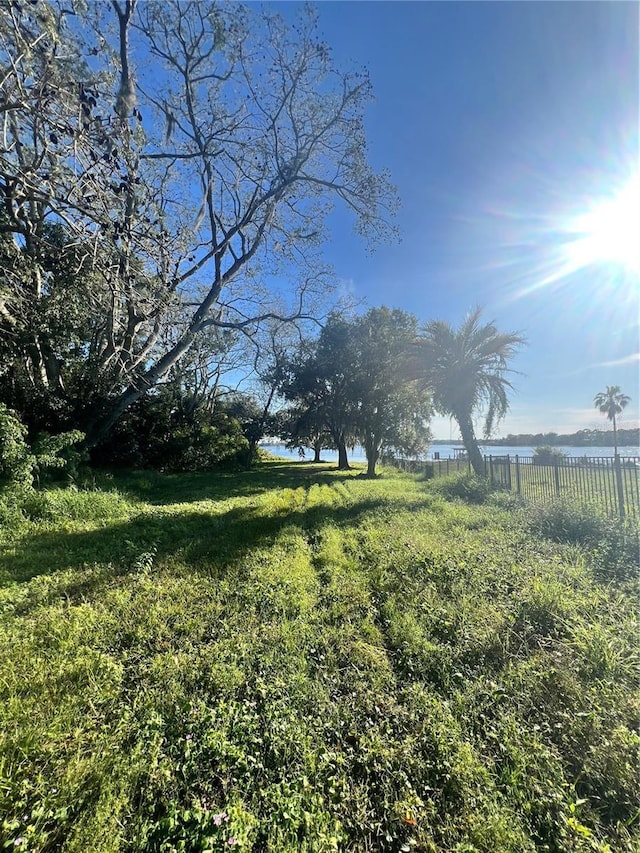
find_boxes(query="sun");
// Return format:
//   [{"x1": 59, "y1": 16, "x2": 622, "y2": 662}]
[{"x1": 563, "y1": 174, "x2": 640, "y2": 274}]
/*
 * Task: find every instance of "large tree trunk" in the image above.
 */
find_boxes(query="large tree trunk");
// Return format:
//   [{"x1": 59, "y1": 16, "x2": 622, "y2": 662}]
[
  {"x1": 83, "y1": 385, "x2": 147, "y2": 450},
  {"x1": 364, "y1": 433, "x2": 379, "y2": 478},
  {"x1": 312, "y1": 440, "x2": 322, "y2": 463},
  {"x1": 366, "y1": 455, "x2": 377, "y2": 478},
  {"x1": 337, "y1": 437, "x2": 350, "y2": 470},
  {"x1": 456, "y1": 412, "x2": 485, "y2": 477},
  {"x1": 83, "y1": 328, "x2": 200, "y2": 448}
]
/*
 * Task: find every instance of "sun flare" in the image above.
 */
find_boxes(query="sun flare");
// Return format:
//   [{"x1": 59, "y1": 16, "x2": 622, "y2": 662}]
[{"x1": 564, "y1": 174, "x2": 640, "y2": 274}]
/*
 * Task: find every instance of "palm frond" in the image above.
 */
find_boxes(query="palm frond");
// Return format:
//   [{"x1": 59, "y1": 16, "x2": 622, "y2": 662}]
[{"x1": 415, "y1": 308, "x2": 524, "y2": 434}]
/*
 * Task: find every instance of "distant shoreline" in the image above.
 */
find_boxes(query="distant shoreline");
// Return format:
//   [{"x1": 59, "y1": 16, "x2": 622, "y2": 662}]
[
  {"x1": 264, "y1": 429, "x2": 639, "y2": 450},
  {"x1": 431, "y1": 429, "x2": 639, "y2": 448}
]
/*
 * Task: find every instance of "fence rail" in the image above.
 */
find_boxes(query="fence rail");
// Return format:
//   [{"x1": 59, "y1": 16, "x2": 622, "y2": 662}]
[{"x1": 386, "y1": 454, "x2": 640, "y2": 520}]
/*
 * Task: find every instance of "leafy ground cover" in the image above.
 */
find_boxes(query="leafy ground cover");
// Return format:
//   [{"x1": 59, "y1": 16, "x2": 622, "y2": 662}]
[{"x1": 0, "y1": 462, "x2": 638, "y2": 852}]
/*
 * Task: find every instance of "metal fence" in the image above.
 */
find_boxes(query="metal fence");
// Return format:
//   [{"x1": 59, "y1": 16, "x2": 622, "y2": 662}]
[
  {"x1": 387, "y1": 454, "x2": 640, "y2": 520},
  {"x1": 486, "y1": 454, "x2": 639, "y2": 520}
]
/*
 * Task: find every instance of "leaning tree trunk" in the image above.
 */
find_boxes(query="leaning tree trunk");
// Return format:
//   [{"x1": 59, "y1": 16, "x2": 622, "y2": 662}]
[
  {"x1": 82, "y1": 325, "x2": 202, "y2": 449},
  {"x1": 82, "y1": 385, "x2": 147, "y2": 451},
  {"x1": 456, "y1": 413, "x2": 484, "y2": 477}
]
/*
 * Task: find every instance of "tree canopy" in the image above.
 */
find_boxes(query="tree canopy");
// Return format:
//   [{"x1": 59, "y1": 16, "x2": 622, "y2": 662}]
[
  {"x1": 594, "y1": 386, "x2": 631, "y2": 457},
  {"x1": 0, "y1": 0, "x2": 396, "y2": 445},
  {"x1": 281, "y1": 309, "x2": 431, "y2": 476},
  {"x1": 414, "y1": 309, "x2": 525, "y2": 476}
]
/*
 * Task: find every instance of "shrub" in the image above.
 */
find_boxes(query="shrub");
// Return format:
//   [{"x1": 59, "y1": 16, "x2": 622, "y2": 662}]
[
  {"x1": 0, "y1": 493, "x2": 24, "y2": 527},
  {"x1": 91, "y1": 392, "x2": 250, "y2": 471},
  {"x1": 31, "y1": 429, "x2": 86, "y2": 486},
  {"x1": 532, "y1": 445, "x2": 567, "y2": 465},
  {"x1": 0, "y1": 403, "x2": 85, "y2": 498},
  {"x1": 527, "y1": 499, "x2": 608, "y2": 545},
  {"x1": 487, "y1": 489, "x2": 524, "y2": 511},
  {"x1": 0, "y1": 402, "x2": 32, "y2": 490},
  {"x1": 525, "y1": 499, "x2": 639, "y2": 582},
  {"x1": 430, "y1": 471, "x2": 494, "y2": 503}
]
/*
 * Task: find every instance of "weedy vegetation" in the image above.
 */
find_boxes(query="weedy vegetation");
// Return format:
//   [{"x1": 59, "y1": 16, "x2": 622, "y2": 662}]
[{"x1": 0, "y1": 462, "x2": 638, "y2": 852}]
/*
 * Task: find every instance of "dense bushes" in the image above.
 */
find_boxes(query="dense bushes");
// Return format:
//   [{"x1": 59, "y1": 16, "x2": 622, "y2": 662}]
[
  {"x1": 0, "y1": 403, "x2": 88, "y2": 525},
  {"x1": 0, "y1": 403, "x2": 84, "y2": 492},
  {"x1": 90, "y1": 391, "x2": 250, "y2": 471},
  {"x1": 1, "y1": 388, "x2": 253, "y2": 488},
  {"x1": 0, "y1": 402, "x2": 31, "y2": 490}
]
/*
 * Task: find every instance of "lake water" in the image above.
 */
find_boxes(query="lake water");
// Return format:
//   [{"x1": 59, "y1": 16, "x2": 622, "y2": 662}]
[{"x1": 261, "y1": 443, "x2": 640, "y2": 462}]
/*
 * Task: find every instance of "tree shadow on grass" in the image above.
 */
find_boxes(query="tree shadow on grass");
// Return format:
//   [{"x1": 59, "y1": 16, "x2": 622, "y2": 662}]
[
  {"x1": 101, "y1": 461, "x2": 362, "y2": 506},
  {"x1": 0, "y1": 494, "x2": 386, "y2": 609}
]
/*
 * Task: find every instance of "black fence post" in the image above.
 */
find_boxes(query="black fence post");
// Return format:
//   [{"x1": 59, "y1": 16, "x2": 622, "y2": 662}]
[
  {"x1": 515, "y1": 455, "x2": 521, "y2": 495},
  {"x1": 614, "y1": 454, "x2": 625, "y2": 521},
  {"x1": 553, "y1": 457, "x2": 560, "y2": 496},
  {"x1": 489, "y1": 455, "x2": 494, "y2": 486}
]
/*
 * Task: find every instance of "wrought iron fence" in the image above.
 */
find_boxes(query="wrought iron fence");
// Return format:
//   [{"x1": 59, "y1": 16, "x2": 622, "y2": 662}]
[
  {"x1": 486, "y1": 454, "x2": 639, "y2": 520},
  {"x1": 386, "y1": 454, "x2": 640, "y2": 520}
]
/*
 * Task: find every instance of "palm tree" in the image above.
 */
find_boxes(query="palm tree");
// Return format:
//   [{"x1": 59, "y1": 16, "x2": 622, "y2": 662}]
[
  {"x1": 593, "y1": 386, "x2": 631, "y2": 457},
  {"x1": 415, "y1": 309, "x2": 525, "y2": 476}
]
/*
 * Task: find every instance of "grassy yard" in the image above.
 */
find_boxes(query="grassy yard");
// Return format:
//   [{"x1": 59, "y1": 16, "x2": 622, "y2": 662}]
[
  {"x1": 428, "y1": 458, "x2": 640, "y2": 520},
  {"x1": 0, "y1": 462, "x2": 638, "y2": 852}
]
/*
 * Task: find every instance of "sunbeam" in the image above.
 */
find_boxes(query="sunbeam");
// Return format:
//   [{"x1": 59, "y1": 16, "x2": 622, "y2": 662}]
[{"x1": 562, "y1": 174, "x2": 640, "y2": 275}]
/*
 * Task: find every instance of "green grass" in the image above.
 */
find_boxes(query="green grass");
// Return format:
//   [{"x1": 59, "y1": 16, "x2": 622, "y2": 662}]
[
  {"x1": 428, "y1": 459, "x2": 640, "y2": 520},
  {"x1": 0, "y1": 462, "x2": 638, "y2": 852}
]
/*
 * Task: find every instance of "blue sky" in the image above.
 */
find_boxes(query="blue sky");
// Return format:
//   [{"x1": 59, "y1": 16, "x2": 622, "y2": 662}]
[{"x1": 284, "y1": 1, "x2": 639, "y2": 440}]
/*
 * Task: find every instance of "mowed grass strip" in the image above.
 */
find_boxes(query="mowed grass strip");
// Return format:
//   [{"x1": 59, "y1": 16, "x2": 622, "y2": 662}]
[{"x1": 0, "y1": 462, "x2": 638, "y2": 852}]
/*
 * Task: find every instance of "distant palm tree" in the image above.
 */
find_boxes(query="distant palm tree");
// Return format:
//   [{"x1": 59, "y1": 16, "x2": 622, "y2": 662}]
[
  {"x1": 593, "y1": 385, "x2": 631, "y2": 457},
  {"x1": 415, "y1": 309, "x2": 525, "y2": 476}
]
